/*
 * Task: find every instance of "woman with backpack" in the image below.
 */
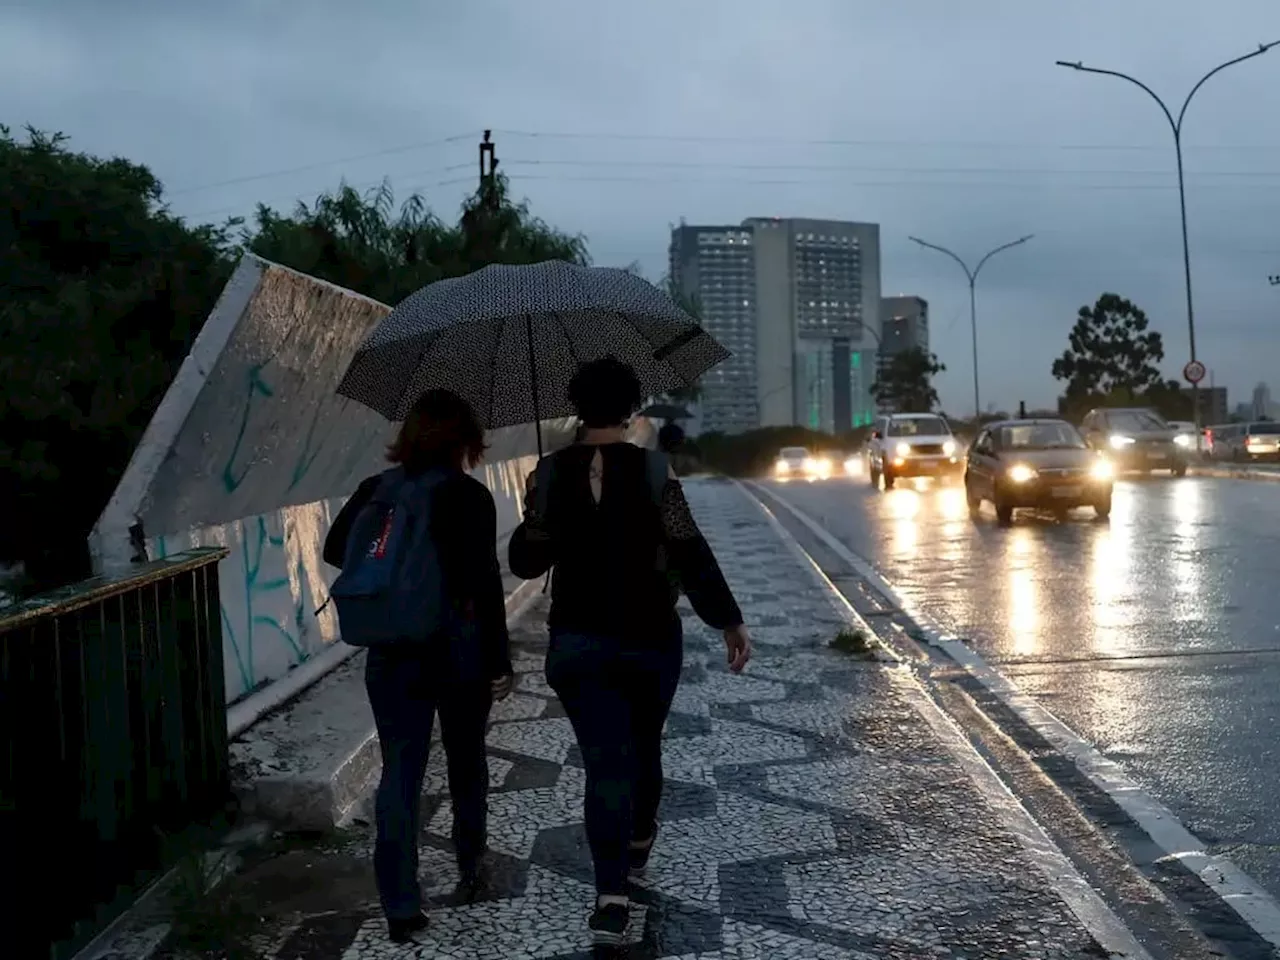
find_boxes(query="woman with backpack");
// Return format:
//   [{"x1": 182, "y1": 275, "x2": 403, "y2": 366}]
[
  {"x1": 508, "y1": 356, "x2": 751, "y2": 947},
  {"x1": 323, "y1": 388, "x2": 513, "y2": 946}
]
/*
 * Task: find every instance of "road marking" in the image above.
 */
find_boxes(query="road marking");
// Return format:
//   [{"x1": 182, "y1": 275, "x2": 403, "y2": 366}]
[
  {"x1": 736, "y1": 479, "x2": 1154, "y2": 960},
  {"x1": 745, "y1": 477, "x2": 1280, "y2": 951}
]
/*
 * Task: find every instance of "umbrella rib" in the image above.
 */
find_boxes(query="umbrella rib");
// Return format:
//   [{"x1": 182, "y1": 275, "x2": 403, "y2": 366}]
[
  {"x1": 551, "y1": 311, "x2": 581, "y2": 367},
  {"x1": 483, "y1": 319, "x2": 504, "y2": 431}
]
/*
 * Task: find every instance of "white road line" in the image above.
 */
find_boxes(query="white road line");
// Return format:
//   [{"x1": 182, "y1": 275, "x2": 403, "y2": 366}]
[
  {"x1": 736, "y1": 479, "x2": 1153, "y2": 959},
  {"x1": 745, "y1": 478, "x2": 1280, "y2": 951}
]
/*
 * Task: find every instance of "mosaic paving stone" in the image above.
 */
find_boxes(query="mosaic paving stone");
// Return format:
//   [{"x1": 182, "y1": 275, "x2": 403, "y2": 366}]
[{"x1": 150, "y1": 479, "x2": 1124, "y2": 959}]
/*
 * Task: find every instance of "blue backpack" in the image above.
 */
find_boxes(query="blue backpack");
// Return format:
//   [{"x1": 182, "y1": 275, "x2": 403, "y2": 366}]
[{"x1": 330, "y1": 467, "x2": 449, "y2": 647}]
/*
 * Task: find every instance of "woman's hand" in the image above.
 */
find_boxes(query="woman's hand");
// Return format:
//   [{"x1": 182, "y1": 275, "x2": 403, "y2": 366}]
[
  {"x1": 723, "y1": 624, "x2": 752, "y2": 674},
  {"x1": 491, "y1": 672, "x2": 514, "y2": 701}
]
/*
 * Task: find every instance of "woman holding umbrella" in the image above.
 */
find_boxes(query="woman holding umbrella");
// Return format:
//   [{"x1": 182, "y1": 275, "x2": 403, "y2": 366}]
[{"x1": 509, "y1": 357, "x2": 751, "y2": 946}]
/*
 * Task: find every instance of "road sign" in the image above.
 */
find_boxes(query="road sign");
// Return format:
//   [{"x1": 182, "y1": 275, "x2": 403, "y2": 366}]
[{"x1": 1183, "y1": 360, "x2": 1206, "y2": 385}]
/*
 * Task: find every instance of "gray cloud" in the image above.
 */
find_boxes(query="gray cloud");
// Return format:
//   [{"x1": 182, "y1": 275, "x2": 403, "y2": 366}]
[{"x1": 4, "y1": 0, "x2": 1279, "y2": 412}]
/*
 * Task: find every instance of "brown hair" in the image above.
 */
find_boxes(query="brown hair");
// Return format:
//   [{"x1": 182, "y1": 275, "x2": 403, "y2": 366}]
[{"x1": 386, "y1": 389, "x2": 486, "y2": 473}]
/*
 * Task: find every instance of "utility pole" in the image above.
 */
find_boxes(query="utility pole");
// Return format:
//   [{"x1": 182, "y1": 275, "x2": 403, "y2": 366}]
[{"x1": 479, "y1": 130, "x2": 499, "y2": 209}]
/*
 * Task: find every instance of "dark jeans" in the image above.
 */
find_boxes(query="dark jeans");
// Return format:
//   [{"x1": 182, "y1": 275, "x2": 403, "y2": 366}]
[
  {"x1": 545, "y1": 626, "x2": 683, "y2": 896},
  {"x1": 365, "y1": 644, "x2": 492, "y2": 920}
]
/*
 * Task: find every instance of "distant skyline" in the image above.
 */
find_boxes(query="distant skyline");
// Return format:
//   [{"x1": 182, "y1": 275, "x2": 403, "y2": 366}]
[{"x1": 3, "y1": 0, "x2": 1279, "y2": 413}]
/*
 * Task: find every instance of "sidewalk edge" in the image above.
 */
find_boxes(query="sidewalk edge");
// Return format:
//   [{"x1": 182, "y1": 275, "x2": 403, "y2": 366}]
[{"x1": 743, "y1": 477, "x2": 1280, "y2": 953}]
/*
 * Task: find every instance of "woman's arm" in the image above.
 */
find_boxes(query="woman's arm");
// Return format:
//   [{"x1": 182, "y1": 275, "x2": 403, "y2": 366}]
[
  {"x1": 659, "y1": 477, "x2": 744, "y2": 630},
  {"x1": 466, "y1": 484, "x2": 513, "y2": 679},
  {"x1": 323, "y1": 476, "x2": 380, "y2": 569}
]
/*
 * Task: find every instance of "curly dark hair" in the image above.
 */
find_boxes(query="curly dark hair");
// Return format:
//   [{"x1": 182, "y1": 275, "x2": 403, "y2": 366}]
[
  {"x1": 568, "y1": 356, "x2": 643, "y2": 428},
  {"x1": 387, "y1": 388, "x2": 487, "y2": 472}
]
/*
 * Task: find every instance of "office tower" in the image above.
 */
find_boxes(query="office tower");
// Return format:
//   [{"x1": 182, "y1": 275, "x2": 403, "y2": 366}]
[
  {"x1": 671, "y1": 217, "x2": 881, "y2": 434},
  {"x1": 669, "y1": 224, "x2": 758, "y2": 434},
  {"x1": 877, "y1": 296, "x2": 930, "y2": 411}
]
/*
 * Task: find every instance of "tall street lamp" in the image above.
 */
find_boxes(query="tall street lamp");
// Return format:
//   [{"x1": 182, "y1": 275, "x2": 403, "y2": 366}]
[
  {"x1": 1056, "y1": 42, "x2": 1279, "y2": 443},
  {"x1": 907, "y1": 234, "x2": 1034, "y2": 420}
]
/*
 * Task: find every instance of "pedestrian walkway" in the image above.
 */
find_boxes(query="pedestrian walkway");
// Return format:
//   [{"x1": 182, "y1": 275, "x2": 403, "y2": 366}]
[{"x1": 152, "y1": 478, "x2": 1136, "y2": 959}]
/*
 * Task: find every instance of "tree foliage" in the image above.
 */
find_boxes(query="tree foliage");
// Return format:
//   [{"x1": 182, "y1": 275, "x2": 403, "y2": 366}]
[
  {"x1": 871, "y1": 347, "x2": 945, "y2": 413},
  {"x1": 1051, "y1": 293, "x2": 1165, "y2": 403},
  {"x1": 0, "y1": 125, "x2": 237, "y2": 584},
  {"x1": 245, "y1": 172, "x2": 588, "y2": 305},
  {"x1": 1, "y1": 128, "x2": 589, "y2": 590}
]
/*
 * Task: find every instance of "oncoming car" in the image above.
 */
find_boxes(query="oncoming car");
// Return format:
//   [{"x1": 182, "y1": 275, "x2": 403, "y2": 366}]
[
  {"x1": 1081, "y1": 407, "x2": 1187, "y2": 476},
  {"x1": 773, "y1": 446, "x2": 833, "y2": 480},
  {"x1": 866, "y1": 414, "x2": 962, "y2": 489},
  {"x1": 964, "y1": 419, "x2": 1114, "y2": 525}
]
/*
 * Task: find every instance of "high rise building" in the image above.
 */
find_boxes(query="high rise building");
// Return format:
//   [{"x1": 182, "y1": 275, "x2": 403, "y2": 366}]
[
  {"x1": 670, "y1": 217, "x2": 880, "y2": 434},
  {"x1": 876, "y1": 296, "x2": 929, "y2": 411},
  {"x1": 669, "y1": 224, "x2": 758, "y2": 434},
  {"x1": 879, "y1": 296, "x2": 929, "y2": 357}
]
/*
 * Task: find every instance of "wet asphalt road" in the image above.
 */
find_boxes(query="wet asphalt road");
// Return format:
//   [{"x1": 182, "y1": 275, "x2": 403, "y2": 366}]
[{"x1": 760, "y1": 471, "x2": 1280, "y2": 899}]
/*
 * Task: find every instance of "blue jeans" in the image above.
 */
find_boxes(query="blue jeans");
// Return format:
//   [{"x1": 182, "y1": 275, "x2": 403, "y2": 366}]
[
  {"x1": 365, "y1": 645, "x2": 492, "y2": 920},
  {"x1": 545, "y1": 627, "x2": 683, "y2": 896}
]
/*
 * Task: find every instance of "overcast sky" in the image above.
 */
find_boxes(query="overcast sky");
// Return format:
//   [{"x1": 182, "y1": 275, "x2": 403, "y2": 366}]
[{"x1": 5, "y1": 0, "x2": 1280, "y2": 414}]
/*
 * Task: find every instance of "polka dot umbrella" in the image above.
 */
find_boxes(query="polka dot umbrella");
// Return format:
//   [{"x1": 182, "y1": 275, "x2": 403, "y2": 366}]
[{"x1": 337, "y1": 260, "x2": 730, "y2": 454}]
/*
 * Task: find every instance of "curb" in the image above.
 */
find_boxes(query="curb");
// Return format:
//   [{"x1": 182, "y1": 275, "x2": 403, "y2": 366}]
[{"x1": 1190, "y1": 464, "x2": 1280, "y2": 482}]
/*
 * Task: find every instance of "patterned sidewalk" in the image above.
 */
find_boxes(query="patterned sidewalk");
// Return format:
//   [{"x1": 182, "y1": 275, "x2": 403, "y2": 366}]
[{"x1": 158, "y1": 478, "x2": 1124, "y2": 959}]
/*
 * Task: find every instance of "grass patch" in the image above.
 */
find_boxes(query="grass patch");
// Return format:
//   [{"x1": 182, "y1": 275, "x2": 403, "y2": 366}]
[{"x1": 829, "y1": 627, "x2": 878, "y2": 658}]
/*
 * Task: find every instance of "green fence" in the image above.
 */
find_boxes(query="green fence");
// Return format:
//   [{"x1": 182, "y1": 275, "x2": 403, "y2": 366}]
[{"x1": 0, "y1": 548, "x2": 231, "y2": 959}]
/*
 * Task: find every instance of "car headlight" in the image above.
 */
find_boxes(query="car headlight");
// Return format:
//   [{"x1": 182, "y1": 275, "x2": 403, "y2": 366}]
[
  {"x1": 1173, "y1": 433, "x2": 1193, "y2": 448},
  {"x1": 1109, "y1": 434, "x2": 1135, "y2": 449},
  {"x1": 1007, "y1": 464, "x2": 1037, "y2": 483},
  {"x1": 775, "y1": 460, "x2": 790, "y2": 473},
  {"x1": 812, "y1": 457, "x2": 832, "y2": 475},
  {"x1": 1090, "y1": 459, "x2": 1114, "y2": 481},
  {"x1": 844, "y1": 456, "x2": 861, "y2": 474},
  {"x1": 802, "y1": 457, "x2": 818, "y2": 472},
  {"x1": 895, "y1": 441, "x2": 911, "y2": 457},
  {"x1": 942, "y1": 439, "x2": 957, "y2": 456}
]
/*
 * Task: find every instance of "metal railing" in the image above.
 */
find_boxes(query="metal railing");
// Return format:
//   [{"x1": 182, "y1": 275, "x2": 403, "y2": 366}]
[{"x1": 0, "y1": 548, "x2": 231, "y2": 959}]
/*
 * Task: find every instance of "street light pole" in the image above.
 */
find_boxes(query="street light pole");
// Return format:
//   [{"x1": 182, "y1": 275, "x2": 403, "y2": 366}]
[
  {"x1": 907, "y1": 235, "x2": 1034, "y2": 420},
  {"x1": 1056, "y1": 42, "x2": 1278, "y2": 447}
]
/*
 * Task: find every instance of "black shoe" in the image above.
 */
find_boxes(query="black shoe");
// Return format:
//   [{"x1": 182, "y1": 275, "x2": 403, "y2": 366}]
[
  {"x1": 387, "y1": 912, "x2": 429, "y2": 944},
  {"x1": 588, "y1": 902, "x2": 629, "y2": 946},
  {"x1": 457, "y1": 861, "x2": 487, "y2": 903},
  {"x1": 628, "y1": 831, "x2": 656, "y2": 880}
]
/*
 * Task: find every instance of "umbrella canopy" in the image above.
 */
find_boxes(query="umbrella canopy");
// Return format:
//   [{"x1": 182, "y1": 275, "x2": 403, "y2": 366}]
[
  {"x1": 639, "y1": 402, "x2": 694, "y2": 421},
  {"x1": 337, "y1": 261, "x2": 728, "y2": 452}
]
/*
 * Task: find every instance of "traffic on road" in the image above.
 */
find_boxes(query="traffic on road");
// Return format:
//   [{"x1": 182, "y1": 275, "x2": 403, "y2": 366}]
[{"x1": 753, "y1": 452, "x2": 1280, "y2": 906}]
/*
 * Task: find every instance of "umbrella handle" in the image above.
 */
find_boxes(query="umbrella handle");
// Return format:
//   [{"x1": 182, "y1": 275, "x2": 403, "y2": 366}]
[{"x1": 525, "y1": 313, "x2": 543, "y2": 458}]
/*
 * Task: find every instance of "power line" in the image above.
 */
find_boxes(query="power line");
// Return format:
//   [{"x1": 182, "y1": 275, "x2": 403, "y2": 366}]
[
  {"x1": 500, "y1": 170, "x2": 1280, "y2": 192},
  {"x1": 504, "y1": 155, "x2": 1280, "y2": 180},
  {"x1": 495, "y1": 127, "x2": 1280, "y2": 154},
  {"x1": 165, "y1": 132, "x2": 478, "y2": 197},
  {"x1": 180, "y1": 172, "x2": 475, "y2": 224}
]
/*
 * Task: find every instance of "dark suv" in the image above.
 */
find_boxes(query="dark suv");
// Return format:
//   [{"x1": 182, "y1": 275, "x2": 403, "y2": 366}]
[{"x1": 1080, "y1": 407, "x2": 1187, "y2": 476}]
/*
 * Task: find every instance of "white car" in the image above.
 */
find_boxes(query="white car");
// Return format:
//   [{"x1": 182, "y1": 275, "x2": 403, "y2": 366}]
[
  {"x1": 773, "y1": 446, "x2": 833, "y2": 480},
  {"x1": 866, "y1": 414, "x2": 963, "y2": 489}
]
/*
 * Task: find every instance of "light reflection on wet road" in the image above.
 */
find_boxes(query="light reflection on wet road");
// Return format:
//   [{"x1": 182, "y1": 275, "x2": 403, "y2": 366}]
[{"x1": 763, "y1": 474, "x2": 1280, "y2": 896}]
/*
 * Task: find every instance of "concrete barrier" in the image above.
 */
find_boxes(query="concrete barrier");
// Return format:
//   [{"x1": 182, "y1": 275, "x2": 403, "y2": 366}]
[{"x1": 89, "y1": 255, "x2": 577, "y2": 706}]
